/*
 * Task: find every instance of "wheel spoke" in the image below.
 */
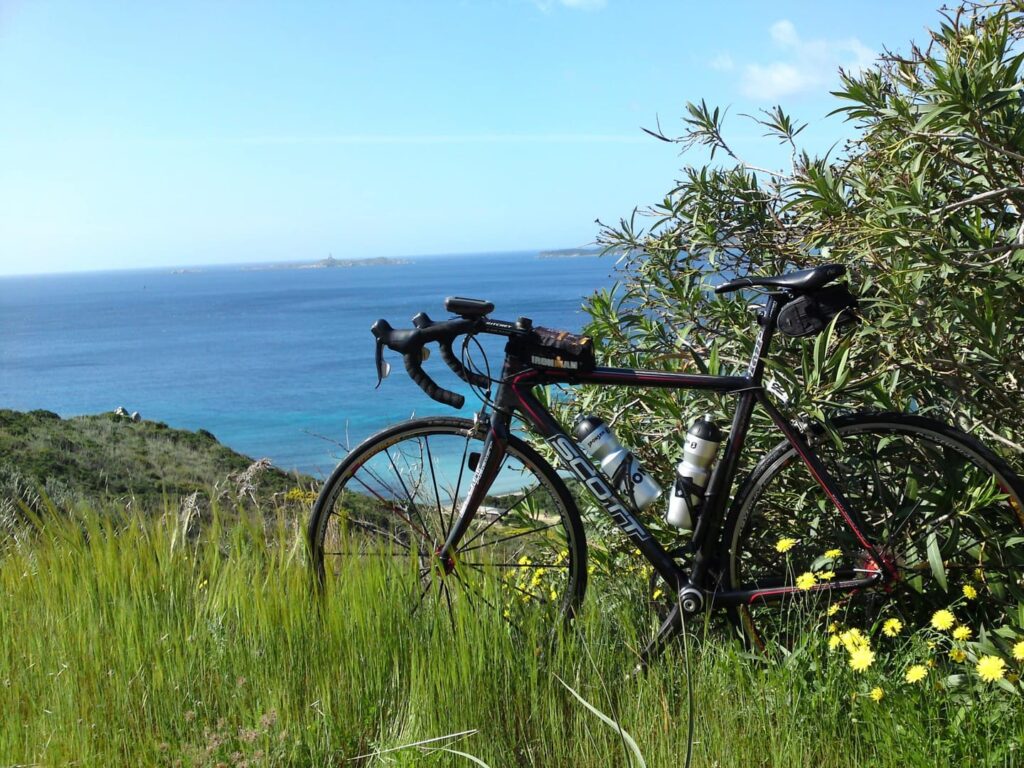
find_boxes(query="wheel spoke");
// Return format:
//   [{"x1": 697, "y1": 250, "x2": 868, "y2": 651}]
[
  {"x1": 424, "y1": 435, "x2": 448, "y2": 538},
  {"x1": 460, "y1": 561, "x2": 569, "y2": 570},
  {"x1": 311, "y1": 421, "x2": 583, "y2": 635},
  {"x1": 385, "y1": 447, "x2": 435, "y2": 546},
  {"x1": 448, "y1": 432, "x2": 472, "y2": 539},
  {"x1": 462, "y1": 560, "x2": 549, "y2": 605},
  {"x1": 344, "y1": 472, "x2": 431, "y2": 544},
  {"x1": 457, "y1": 521, "x2": 562, "y2": 555},
  {"x1": 459, "y1": 483, "x2": 542, "y2": 550}
]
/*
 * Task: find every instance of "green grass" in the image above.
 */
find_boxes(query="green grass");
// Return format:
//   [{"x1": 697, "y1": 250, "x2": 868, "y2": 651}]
[{"x1": 1, "y1": 506, "x2": 1022, "y2": 767}]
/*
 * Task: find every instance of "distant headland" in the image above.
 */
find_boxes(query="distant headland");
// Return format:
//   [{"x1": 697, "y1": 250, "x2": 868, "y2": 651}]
[
  {"x1": 538, "y1": 247, "x2": 625, "y2": 259},
  {"x1": 245, "y1": 255, "x2": 412, "y2": 271}
]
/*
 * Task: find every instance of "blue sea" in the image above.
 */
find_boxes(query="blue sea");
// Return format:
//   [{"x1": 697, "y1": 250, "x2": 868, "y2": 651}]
[{"x1": 0, "y1": 252, "x2": 619, "y2": 477}]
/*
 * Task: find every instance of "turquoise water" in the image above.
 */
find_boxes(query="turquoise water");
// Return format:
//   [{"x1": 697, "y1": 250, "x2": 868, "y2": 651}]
[{"x1": 0, "y1": 252, "x2": 618, "y2": 477}]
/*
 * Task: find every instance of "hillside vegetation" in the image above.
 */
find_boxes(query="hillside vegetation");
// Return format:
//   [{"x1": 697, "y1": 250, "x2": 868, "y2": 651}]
[{"x1": 0, "y1": 409, "x2": 305, "y2": 512}]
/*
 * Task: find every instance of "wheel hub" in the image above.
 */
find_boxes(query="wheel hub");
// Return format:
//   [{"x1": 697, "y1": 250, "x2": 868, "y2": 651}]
[
  {"x1": 860, "y1": 549, "x2": 900, "y2": 592},
  {"x1": 433, "y1": 547, "x2": 457, "y2": 576}
]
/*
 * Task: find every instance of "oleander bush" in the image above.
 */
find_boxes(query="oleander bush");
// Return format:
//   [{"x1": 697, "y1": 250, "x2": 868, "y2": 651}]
[
  {"x1": 575, "y1": 0, "x2": 1024, "y2": 473},
  {"x1": 562, "y1": 0, "x2": 1024, "y2": 697}
]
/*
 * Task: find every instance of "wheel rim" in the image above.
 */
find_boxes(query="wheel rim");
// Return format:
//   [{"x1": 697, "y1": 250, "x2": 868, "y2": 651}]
[
  {"x1": 314, "y1": 423, "x2": 582, "y2": 629},
  {"x1": 730, "y1": 421, "x2": 1024, "y2": 651}
]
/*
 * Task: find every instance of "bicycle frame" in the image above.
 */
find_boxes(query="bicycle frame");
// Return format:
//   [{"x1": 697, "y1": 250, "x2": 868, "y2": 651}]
[{"x1": 438, "y1": 296, "x2": 894, "y2": 611}]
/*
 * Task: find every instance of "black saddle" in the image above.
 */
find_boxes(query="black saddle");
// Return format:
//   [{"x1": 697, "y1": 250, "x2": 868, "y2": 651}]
[{"x1": 715, "y1": 264, "x2": 846, "y2": 295}]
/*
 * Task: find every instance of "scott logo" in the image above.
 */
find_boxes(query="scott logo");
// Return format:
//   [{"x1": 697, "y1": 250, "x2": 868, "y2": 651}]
[{"x1": 546, "y1": 434, "x2": 651, "y2": 542}]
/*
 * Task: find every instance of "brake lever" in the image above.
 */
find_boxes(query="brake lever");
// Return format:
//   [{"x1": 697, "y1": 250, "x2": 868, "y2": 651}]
[{"x1": 374, "y1": 340, "x2": 391, "y2": 388}]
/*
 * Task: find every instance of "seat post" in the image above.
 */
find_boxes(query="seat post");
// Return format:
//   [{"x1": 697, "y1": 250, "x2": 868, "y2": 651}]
[{"x1": 746, "y1": 295, "x2": 783, "y2": 383}]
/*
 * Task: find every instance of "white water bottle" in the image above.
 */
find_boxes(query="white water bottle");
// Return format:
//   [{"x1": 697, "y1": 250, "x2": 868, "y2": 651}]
[
  {"x1": 666, "y1": 416, "x2": 723, "y2": 530},
  {"x1": 573, "y1": 415, "x2": 662, "y2": 510}
]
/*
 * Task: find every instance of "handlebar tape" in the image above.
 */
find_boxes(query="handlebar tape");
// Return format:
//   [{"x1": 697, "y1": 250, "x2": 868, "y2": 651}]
[
  {"x1": 403, "y1": 353, "x2": 465, "y2": 409},
  {"x1": 411, "y1": 312, "x2": 489, "y2": 387},
  {"x1": 438, "y1": 341, "x2": 490, "y2": 387}
]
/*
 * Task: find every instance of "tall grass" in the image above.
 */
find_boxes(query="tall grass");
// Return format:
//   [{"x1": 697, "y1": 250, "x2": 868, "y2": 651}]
[{"x1": 1, "y1": 506, "x2": 1021, "y2": 766}]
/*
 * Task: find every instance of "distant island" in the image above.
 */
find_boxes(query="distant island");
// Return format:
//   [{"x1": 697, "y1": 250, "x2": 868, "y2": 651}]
[
  {"x1": 538, "y1": 247, "x2": 625, "y2": 259},
  {"x1": 245, "y1": 256, "x2": 411, "y2": 271}
]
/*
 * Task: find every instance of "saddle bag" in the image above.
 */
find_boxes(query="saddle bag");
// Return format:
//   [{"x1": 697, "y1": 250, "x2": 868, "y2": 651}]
[
  {"x1": 777, "y1": 284, "x2": 860, "y2": 338},
  {"x1": 524, "y1": 327, "x2": 596, "y2": 373}
]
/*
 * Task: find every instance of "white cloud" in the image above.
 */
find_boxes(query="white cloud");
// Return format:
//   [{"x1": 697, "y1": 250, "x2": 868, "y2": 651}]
[
  {"x1": 743, "y1": 62, "x2": 816, "y2": 99},
  {"x1": 532, "y1": 0, "x2": 607, "y2": 11},
  {"x1": 231, "y1": 133, "x2": 645, "y2": 146},
  {"x1": 770, "y1": 20, "x2": 799, "y2": 47},
  {"x1": 737, "y1": 19, "x2": 875, "y2": 100},
  {"x1": 709, "y1": 53, "x2": 735, "y2": 72}
]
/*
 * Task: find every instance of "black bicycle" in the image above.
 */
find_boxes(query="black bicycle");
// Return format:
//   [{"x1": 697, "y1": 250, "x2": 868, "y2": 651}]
[{"x1": 308, "y1": 264, "x2": 1024, "y2": 658}]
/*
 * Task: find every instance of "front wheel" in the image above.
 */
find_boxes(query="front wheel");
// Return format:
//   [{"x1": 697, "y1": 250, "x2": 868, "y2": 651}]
[
  {"x1": 723, "y1": 412, "x2": 1024, "y2": 652},
  {"x1": 308, "y1": 417, "x2": 587, "y2": 629}
]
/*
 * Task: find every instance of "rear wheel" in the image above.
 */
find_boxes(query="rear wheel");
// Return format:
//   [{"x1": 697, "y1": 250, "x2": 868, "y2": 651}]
[
  {"x1": 308, "y1": 417, "x2": 587, "y2": 629},
  {"x1": 723, "y1": 413, "x2": 1024, "y2": 653}
]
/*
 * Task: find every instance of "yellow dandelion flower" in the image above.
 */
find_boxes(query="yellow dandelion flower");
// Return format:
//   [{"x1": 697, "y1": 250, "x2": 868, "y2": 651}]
[
  {"x1": 904, "y1": 665, "x2": 928, "y2": 684},
  {"x1": 775, "y1": 537, "x2": 797, "y2": 553},
  {"x1": 818, "y1": 570, "x2": 836, "y2": 580},
  {"x1": 849, "y1": 647, "x2": 875, "y2": 672},
  {"x1": 950, "y1": 649, "x2": 967, "y2": 663},
  {"x1": 962, "y1": 584, "x2": 977, "y2": 600},
  {"x1": 976, "y1": 655, "x2": 1006, "y2": 683},
  {"x1": 869, "y1": 686, "x2": 884, "y2": 702},
  {"x1": 1013, "y1": 641, "x2": 1024, "y2": 662},
  {"x1": 827, "y1": 603, "x2": 841, "y2": 616},
  {"x1": 952, "y1": 626, "x2": 972, "y2": 642},
  {"x1": 828, "y1": 622, "x2": 839, "y2": 634},
  {"x1": 518, "y1": 555, "x2": 531, "y2": 566},
  {"x1": 828, "y1": 635, "x2": 842, "y2": 651},
  {"x1": 652, "y1": 588, "x2": 664, "y2": 600},
  {"x1": 796, "y1": 572, "x2": 817, "y2": 590},
  {"x1": 931, "y1": 609, "x2": 955, "y2": 631},
  {"x1": 882, "y1": 618, "x2": 903, "y2": 637},
  {"x1": 840, "y1": 628, "x2": 869, "y2": 653},
  {"x1": 824, "y1": 548, "x2": 842, "y2": 559},
  {"x1": 549, "y1": 588, "x2": 557, "y2": 601},
  {"x1": 973, "y1": 567, "x2": 985, "y2": 582}
]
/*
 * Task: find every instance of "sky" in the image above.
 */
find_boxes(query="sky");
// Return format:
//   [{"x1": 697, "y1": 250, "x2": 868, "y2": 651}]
[{"x1": 0, "y1": 0, "x2": 944, "y2": 276}]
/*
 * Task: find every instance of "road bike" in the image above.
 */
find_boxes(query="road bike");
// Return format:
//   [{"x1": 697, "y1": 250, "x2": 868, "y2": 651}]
[{"x1": 308, "y1": 264, "x2": 1024, "y2": 659}]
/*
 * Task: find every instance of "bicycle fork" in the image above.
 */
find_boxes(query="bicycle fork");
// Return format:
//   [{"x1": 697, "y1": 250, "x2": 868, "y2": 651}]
[{"x1": 435, "y1": 414, "x2": 509, "y2": 571}]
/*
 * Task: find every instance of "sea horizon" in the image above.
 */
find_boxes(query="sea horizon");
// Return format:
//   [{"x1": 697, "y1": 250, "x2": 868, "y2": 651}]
[
  {"x1": 0, "y1": 249, "x2": 619, "y2": 476},
  {"x1": 0, "y1": 245, "x2": 609, "y2": 280}
]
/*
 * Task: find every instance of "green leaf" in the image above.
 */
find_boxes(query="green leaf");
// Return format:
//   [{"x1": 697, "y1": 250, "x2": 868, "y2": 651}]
[{"x1": 926, "y1": 531, "x2": 948, "y2": 593}]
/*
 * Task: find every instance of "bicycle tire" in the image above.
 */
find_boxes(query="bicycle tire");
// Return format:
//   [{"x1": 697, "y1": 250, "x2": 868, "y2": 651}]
[
  {"x1": 308, "y1": 416, "x2": 587, "y2": 627},
  {"x1": 721, "y1": 412, "x2": 1024, "y2": 653}
]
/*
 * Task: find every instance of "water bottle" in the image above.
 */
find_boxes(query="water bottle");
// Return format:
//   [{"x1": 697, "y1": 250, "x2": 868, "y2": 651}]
[
  {"x1": 666, "y1": 416, "x2": 723, "y2": 531},
  {"x1": 574, "y1": 415, "x2": 662, "y2": 510}
]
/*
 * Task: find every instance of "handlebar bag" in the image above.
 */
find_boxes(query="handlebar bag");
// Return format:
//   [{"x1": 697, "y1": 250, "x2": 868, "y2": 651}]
[
  {"x1": 524, "y1": 327, "x2": 596, "y2": 372},
  {"x1": 777, "y1": 284, "x2": 860, "y2": 338}
]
